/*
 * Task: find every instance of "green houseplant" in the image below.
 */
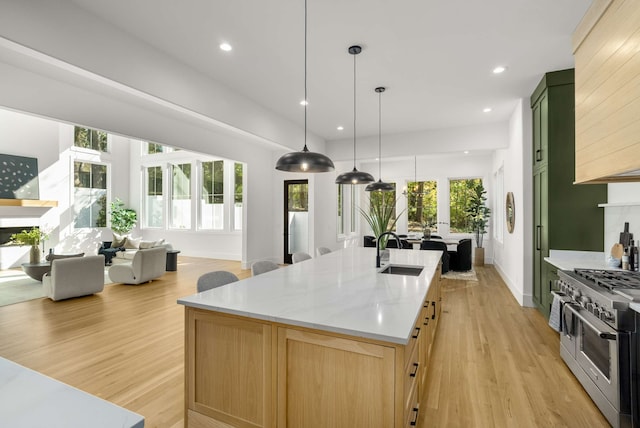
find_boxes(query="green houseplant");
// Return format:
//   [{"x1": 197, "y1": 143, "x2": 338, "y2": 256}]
[
  {"x1": 466, "y1": 183, "x2": 491, "y2": 265},
  {"x1": 359, "y1": 194, "x2": 405, "y2": 250},
  {"x1": 109, "y1": 198, "x2": 138, "y2": 235},
  {"x1": 9, "y1": 227, "x2": 49, "y2": 264}
]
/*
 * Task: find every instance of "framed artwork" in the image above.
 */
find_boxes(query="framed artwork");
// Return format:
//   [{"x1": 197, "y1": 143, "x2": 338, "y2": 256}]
[
  {"x1": 506, "y1": 192, "x2": 515, "y2": 233},
  {"x1": 0, "y1": 154, "x2": 39, "y2": 199}
]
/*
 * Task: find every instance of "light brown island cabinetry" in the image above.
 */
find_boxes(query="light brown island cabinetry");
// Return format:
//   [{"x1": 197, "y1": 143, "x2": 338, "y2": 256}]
[{"x1": 183, "y1": 263, "x2": 442, "y2": 428}]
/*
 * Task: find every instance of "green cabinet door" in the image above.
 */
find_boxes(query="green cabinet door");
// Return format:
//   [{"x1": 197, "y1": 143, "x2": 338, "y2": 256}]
[{"x1": 533, "y1": 168, "x2": 548, "y2": 312}]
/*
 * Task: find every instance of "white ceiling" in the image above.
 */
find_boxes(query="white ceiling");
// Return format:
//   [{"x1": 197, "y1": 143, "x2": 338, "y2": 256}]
[{"x1": 68, "y1": 0, "x2": 591, "y2": 142}]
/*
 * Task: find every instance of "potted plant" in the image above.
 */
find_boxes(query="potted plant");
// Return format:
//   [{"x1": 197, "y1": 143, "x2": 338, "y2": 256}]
[
  {"x1": 359, "y1": 194, "x2": 405, "y2": 252},
  {"x1": 9, "y1": 227, "x2": 49, "y2": 264},
  {"x1": 109, "y1": 198, "x2": 138, "y2": 236},
  {"x1": 466, "y1": 183, "x2": 491, "y2": 266}
]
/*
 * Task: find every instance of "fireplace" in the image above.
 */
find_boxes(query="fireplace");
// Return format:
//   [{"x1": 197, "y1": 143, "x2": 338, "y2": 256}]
[{"x1": 0, "y1": 226, "x2": 39, "y2": 246}]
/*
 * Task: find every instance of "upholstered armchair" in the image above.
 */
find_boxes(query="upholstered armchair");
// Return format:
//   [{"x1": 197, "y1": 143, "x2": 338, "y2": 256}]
[
  {"x1": 420, "y1": 240, "x2": 450, "y2": 273},
  {"x1": 42, "y1": 255, "x2": 105, "y2": 301},
  {"x1": 108, "y1": 247, "x2": 167, "y2": 285},
  {"x1": 448, "y1": 239, "x2": 473, "y2": 271}
]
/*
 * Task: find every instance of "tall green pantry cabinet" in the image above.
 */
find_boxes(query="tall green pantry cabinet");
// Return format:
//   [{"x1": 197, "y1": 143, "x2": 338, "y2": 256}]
[{"x1": 531, "y1": 69, "x2": 607, "y2": 319}]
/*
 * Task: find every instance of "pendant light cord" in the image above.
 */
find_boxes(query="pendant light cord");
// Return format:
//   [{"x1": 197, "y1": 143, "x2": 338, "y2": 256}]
[
  {"x1": 352, "y1": 51, "x2": 357, "y2": 168},
  {"x1": 303, "y1": 0, "x2": 308, "y2": 150},
  {"x1": 378, "y1": 90, "x2": 382, "y2": 178}
]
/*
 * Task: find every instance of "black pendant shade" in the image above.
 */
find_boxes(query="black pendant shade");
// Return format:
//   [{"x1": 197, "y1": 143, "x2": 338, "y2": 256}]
[
  {"x1": 365, "y1": 179, "x2": 395, "y2": 192},
  {"x1": 366, "y1": 86, "x2": 393, "y2": 192},
  {"x1": 276, "y1": 145, "x2": 335, "y2": 172},
  {"x1": 275, "y1": 0, "x2": 334, "y2": 173},
  {"x1": 335, "y1": 45, "x2": 374, "y2": 185}
]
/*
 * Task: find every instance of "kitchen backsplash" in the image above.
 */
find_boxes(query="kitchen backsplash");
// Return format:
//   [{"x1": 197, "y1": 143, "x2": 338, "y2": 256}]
[{"x1": 603, "y1": 183, "x2": 640, "y2": 257}]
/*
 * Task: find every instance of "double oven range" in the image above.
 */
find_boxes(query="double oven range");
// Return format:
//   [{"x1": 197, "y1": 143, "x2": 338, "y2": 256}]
[{"x1": 556, "y1": 269, "x2": 640, "y2": 428}]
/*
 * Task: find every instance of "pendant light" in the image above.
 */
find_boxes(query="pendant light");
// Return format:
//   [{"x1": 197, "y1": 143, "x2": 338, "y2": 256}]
[
  {"x1": 365, "y1": 87, "x2": 394, "y2": 192},
  {"x1": 335, "y1": 45, "x2": 375, "y2": 185},
  {"x1": 275, "y1": 0, "x2": 334, "y2": 173},
  {"x1": 403, "y1": 156, "x2": 425, "y2": 196}
]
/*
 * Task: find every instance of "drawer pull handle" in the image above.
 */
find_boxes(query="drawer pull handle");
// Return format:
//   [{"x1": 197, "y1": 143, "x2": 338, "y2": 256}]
[
  {"x1": 412, "y1": 327, "x2": 420, "y2": 339},
  {"x1": 410, "y1": 406, "x2": 419, "y2": 426},
  {"x1": 431, "y1": 301, "x2": 436, "y2": 320},
  {"x1": 536, "y1": 149, "x2": 542, "y2": 161},
  {"x1": 409, "y1": 362, "x2": 419, "y2": 377},
  {"x1": 423, "y1": 317, "x2": 429, "y2": 326}
]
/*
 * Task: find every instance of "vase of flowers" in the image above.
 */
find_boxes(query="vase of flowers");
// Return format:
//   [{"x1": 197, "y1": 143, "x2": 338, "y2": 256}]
[{"x1": 9, "y1": 227, "x2": 49, "y2": 264}]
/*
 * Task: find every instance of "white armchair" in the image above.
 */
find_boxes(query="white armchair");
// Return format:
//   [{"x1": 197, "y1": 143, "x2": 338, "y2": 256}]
[
  {"x1": 42, "y1": 255, "x2": 105, "y2": 301},
  {"x1": 108, "y1": 247, "x2": 167, "y2": 285}
]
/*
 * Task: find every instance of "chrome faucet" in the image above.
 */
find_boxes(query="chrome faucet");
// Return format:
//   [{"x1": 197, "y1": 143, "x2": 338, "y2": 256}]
[{"x1": 376, "y1": 231, "x2": 401, "y2": 268}]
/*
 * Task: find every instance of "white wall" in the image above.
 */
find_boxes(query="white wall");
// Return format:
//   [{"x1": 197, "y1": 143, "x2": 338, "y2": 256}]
[
  {"x1": 603, "y1": 183, "x2": 640, "y2": 257},
  {"x1": 491, "y1": 99, "x2": 533, "y2": 306}
]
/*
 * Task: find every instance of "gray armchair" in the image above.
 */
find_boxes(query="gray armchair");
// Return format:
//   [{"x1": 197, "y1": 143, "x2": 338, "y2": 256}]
[
  {"x1": 108, "y1": 247, "x2": 167, "y2": 285},
  {"x1": 43, "y1": 255, "x2": 105, "y2": 301}
]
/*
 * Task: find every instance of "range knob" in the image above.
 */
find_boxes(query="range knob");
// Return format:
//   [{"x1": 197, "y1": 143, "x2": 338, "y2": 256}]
[
  {"x1": 571, "y1": 289, "x2": 582, "y2": 300},
  {"x1": 579, "y1": 295, "x2": 591, "y2": 306},
  {"x1": 600, "y1": 310, "x2": 615, "y2": 323}
]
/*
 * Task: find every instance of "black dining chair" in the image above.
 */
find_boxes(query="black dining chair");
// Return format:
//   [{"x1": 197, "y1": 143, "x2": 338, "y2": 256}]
[
  {"x1": 448, "y1": 239, "x2": 473, "y2": 271},
  {"x1": 386, "y1": 239, "x2": 412, "y2": 249},
  {"x1": 420, "y1": 240, "x2": 449, "y2": 273},
  {"x1": 363, "y1": 235, "x2": 376, "y2": 248}
]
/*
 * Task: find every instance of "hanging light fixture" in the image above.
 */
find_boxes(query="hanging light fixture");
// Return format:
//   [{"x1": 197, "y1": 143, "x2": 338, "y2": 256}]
[
  {"x1": 335, "y1": 45, "x2": 375, "y2": 185},
  {"x1": 275, "y1": 0, "x2": 334, "y2": 173},
  {"x1": 402, "y1": 156, "x2": 425, "y2": 196},
  {"x1": 366, "y1": 87, "x2": 394, "y2": 192}
]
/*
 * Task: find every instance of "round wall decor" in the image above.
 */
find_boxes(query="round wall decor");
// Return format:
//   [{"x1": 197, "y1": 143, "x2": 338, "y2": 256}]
[{"x1": 506, "y1": 192, "x2": 515, "y2": 233}]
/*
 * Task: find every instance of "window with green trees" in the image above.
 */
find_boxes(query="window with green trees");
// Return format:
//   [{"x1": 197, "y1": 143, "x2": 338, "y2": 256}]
[
  {"x1": 449, "y1": 178, "x2": 483, "y2": 232},
  {"x1": 406, "y1": 181, "x2": 437, "y2": 232},
  {"x1": 74, "y1": 126, "x2": 107, "y2": 152},
  {"x1": 171, "y1": 163, "x2": 191, "y2": 229},
  {"x1": 201, "y1": 160, "x2": 224, "y2": 230},
  {"x1": 337, "y1": 184, "x2": 344, "y2": 235},
  {"x1": 369, "y1": 184, "x2": 397, "y2": 231},
  {"x1": 145, "y1": 166, "x2": 163, "y2": 227},
  {"x1": 234, "y1": 163, "x2": 243, "y2": 230},
  {"x1": 73, "y1": 161, "x2": 107, "y2": 228}
]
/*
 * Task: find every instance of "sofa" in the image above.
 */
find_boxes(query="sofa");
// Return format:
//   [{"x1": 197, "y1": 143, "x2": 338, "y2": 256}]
[
  {"x1": 42, "y1": 255, "x2": 105, "y2": 301},
  {"x1": 99, "y1": 236, "x2": 172, "y2": 265},
  {"x1": 108, "y1": 247, "x2": 167, "y2": 285}
]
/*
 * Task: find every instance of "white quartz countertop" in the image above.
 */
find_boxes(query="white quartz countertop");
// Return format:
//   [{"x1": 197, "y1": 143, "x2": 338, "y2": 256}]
[
  {"x1": 178, "y1": 247, "x2": 441, "y2": 345},
  {"x1": 544, "y1": 250, "x2": 611, "y2": 271},
  {"x1": 0, "y1": 357, "x2": 144, "y2": 428}
]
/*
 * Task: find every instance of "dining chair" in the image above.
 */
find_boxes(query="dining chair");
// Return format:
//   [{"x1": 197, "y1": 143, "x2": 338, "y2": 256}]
[
  {"x1": 316, "y1": 247, "x2": 332, "y2": 256},
  {"x1": 251, "y1": 260, "x2": 279, "y2": 276},
  {"x1": 448, "y1": 239, "x2": 473, "y2": 271},
  {"x1": 420, "y1": 240, "x2": 450, "y2": 273},
  {"x1": 292, "y1": 252, "x2": 312, "y2": 263},
  {"x1": 197, "y1": 271, "x2": 239, "y2": 292}
]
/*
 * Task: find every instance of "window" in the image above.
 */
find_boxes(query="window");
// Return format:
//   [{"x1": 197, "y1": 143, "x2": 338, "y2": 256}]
[
  {"x1": 170, "y1": 163, "x2": 191, "y2": 229},
  {"x1": 147, "y1": 143, "x2": 164, "y2": 154},
  {"x1": 406, "y1": 181, "x2": 437, "y2": 232},
  {"x1": 369, "y1": 184, "x2": 397, "y2": 231},
  {"x1": 145, "y1": 166, "x2": 163, "y2": 228},
  {"x1": 200, "y1": 160, "x2": 224, "y2": 230},
  {"x1": 74, "y1": 126, "x2": 108, "y2": 152},
  {"x1": 449, "y1": 178, "x2": 483, "y2": 233},
  {"x1": 234, "y1": 163, "x2": 243, "y2": 231},
  {"x1": 73, "y1": 161, "x2": 107, "y2": 228},
  {"x1": 337, "y1": 184, "x2": 345, "y2": 235}
]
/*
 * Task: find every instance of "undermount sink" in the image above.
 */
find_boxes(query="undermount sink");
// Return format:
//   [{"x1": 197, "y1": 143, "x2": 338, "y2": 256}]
[{"x1": 379, "y1": 264, "x2": 423, "y2": 276}]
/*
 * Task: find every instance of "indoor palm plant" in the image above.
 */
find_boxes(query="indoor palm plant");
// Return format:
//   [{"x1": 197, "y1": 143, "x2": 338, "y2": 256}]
[
  {"x1": 359, "y1": 194, "x2": 404, "y2": 250},
  {"x1": 465, "y1": 183, "x2": 491, "y2": 265},
  {"x1": 9, "y1": 227, "x2": 49, "y2": 264}
]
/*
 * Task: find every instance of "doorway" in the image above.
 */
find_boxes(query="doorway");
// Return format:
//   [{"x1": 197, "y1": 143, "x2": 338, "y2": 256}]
[{"x1": 284, "y1": 180, "x2": 309, "y2": 264}]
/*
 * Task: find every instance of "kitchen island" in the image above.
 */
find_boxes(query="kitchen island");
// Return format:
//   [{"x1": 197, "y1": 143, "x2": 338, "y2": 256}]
[{"x1": 178, "y1": 247, "x2": 442, "y2": 428}]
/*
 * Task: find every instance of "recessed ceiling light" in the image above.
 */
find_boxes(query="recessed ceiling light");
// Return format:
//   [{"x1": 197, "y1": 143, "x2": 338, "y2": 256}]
[
  {"x1": 464, "y1": 151, "x2": 469, "y2": 154},
  {"x1": 337, "y1": 126, "x2": 344, "y2": 131},
  {"x1": 483, "y1": 107, "x2": 492, "y2": 113},
  {"x1": 493, "y1": 66, "x2": 506, "y2": 74},
  {"x1": 300, "y1": 100, "x2": 308, "y2": 106},
  {"x1": 219, "y1": 43, "x2": 232, "y2": 52}
]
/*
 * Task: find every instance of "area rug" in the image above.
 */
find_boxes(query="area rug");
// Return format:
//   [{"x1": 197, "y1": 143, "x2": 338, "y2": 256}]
[
  {"x1": 442, "y1": 269, "x2": 478, "y2": 281},
  {"x1": 0, "y1": 268, "x2": 113, "y2": 307}
]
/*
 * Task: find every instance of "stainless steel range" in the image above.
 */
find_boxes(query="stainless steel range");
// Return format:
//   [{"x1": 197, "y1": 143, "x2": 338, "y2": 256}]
[{"x1": 556, "y1": 269, "x2": 639, "y2": 428}]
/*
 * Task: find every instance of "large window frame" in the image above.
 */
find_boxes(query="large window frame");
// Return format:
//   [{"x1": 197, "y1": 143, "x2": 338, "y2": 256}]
[
  {"x1": 406, "y1": 180, "x2": 438, "y2": 233},
  {"x1": 144, "y1": 165, "x2": 164, "y2": 228},
  {"x1": 74, "y1": 126, "x2": 109, "y2": 153},
  {"x1": 449, "y1": 177, "x2": 483, "y2": 234},
  {"x1": 170, "y1": 162, "x2": 192, "y2": 230},
  {"x1": 72, "y1": 160, "x2": 108, "y2": 229}
]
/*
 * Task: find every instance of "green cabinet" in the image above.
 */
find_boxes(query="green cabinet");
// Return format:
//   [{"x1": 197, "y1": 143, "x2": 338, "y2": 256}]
[{"x1": 531, "y1": 69, "x2": 607, "y2": 319}]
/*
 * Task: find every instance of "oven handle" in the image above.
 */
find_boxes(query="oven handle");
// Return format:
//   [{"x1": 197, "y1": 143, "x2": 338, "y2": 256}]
[{"x1": 564, "y1": 304, "x2": 618, "y2": 341}]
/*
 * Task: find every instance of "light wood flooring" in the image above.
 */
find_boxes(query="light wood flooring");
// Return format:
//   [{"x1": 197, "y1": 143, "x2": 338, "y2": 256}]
[{"x1": 0, "y1": 257, "x2": 609, "y2": 427}]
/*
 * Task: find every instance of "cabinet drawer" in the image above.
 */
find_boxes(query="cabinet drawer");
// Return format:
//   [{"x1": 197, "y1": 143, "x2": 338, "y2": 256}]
[
  {"x1": 403, "y1": 337, "x2": 420, "y2": 411},
  {"x1": 403, "y1": 314, "x2": 423, "y2": 370},
  {"x1": 404, "y1": 384, "x2": 420, "y2": 428}
]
